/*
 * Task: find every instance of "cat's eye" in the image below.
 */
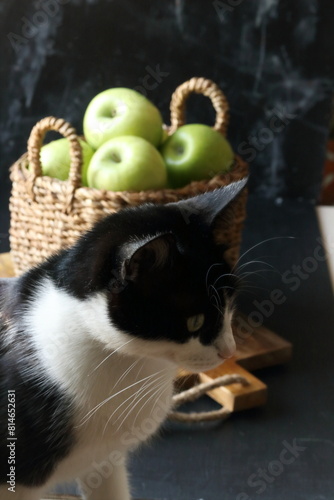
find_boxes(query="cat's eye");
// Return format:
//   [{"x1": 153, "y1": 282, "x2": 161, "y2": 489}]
[{"x1": 187, "y1": 314, "x2": 205, "y2": 333}]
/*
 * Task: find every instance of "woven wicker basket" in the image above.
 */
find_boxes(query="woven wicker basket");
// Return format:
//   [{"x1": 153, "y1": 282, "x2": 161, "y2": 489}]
[{"x1": 9, "y1": 77, "x2": 248, "y2": 276}]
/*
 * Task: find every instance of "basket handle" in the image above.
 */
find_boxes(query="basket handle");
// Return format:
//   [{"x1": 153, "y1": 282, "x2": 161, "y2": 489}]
[
  {"x1": 27, "y1": 116, "x2": 83, "y2": 212},
  {"x1": 169, "y1": 77, "x2": 230, "y2": 135}
]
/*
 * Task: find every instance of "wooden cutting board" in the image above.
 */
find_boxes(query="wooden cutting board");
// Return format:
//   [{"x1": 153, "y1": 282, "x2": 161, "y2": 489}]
[
  {"x1": 0, "y1": 252, "x2": 14, "y2": 277},
  {"x1": 199, "y1": 320, "x2": 291, "y2": 411},
  {"x1": 0, "y1": 252, "x2": 292, "y2": 413}
]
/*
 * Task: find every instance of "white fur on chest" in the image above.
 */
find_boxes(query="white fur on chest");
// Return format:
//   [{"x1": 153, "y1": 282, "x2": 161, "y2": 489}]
[{"x1": 24, "y1": 279, "x2": 176, "y2": 482}]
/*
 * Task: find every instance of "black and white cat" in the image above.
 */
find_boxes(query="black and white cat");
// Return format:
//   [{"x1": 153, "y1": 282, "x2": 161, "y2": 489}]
[{"x1": 0, "y1": 179, "x2": 246, "y2": 500}]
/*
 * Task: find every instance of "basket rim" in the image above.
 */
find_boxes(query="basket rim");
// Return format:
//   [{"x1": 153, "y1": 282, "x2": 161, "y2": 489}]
[{"x1": 11, "y1": 151, "x2": 248, "y2": 202}]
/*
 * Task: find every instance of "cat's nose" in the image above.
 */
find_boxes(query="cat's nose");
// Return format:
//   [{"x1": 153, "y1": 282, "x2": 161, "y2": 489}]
[
  {"x1": 215, "y1": 334, "x2": 236, "y2": 360},
  {"x1": 218, "y1": 351, "x2": 234, "y2": 360}
]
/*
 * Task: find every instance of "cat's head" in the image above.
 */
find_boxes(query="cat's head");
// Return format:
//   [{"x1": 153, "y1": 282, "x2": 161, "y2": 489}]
[{"x1": 66, "y1": 179, "x2": 247, "y2": 372}]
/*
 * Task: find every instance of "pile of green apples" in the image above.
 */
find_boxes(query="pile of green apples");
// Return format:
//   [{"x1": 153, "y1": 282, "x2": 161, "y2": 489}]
[{"x1": 37, "y1": 88, "x2": 235, "y2": 191}]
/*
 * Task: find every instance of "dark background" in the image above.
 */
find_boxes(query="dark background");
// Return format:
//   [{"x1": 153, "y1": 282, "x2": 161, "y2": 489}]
[
  {"x1": 1, "y1": 0, "x2": 334, "y2": 253},
  {"x1": 1, "y1": 1, "x2": 334, "y2": 499}
]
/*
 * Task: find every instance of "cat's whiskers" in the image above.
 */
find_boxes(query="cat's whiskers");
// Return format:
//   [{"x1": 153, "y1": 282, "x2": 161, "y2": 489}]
[
  {"x1": 116, "y1": 375, "x2": 171, "y2": 433},
  {"x1": 236, "y1": 261, "x2": 282, "y2": 285},
  {"x1": 206, "y1": 254, "x2": 283, "y2": 302},
  {"x1": 215, "y1": 285, "x2": 238, "y2": 293},
  {"x1": 235, "y1": 282, "x2": 269, "y2": 294},
  {"x1": 90, "y1": 338, "x2": 135, "y2": 374},
  {"x1": 205, "y1": 262, "x2": 225, "y2": 288},
  {"x1": 208, "y1": 285, "x2": 223, "y2": 314},
  {"x1": 109, "y1": 371, "x2": 168, "y2": 426},
  {"x1": 210, "y1": 293, "x2": 224, "y2": 316},
  {"x1": 102, "y1": 370, "x2": 169, "y2": 436},
  {"x1": 232, "y1": 236, "x2": 295, "y2": 272},
  {"x1": 148, "y1": 376, "x2": 172, "y2": 412},
  {"x1": 235, "y1": 267, "x2": 281, "y2": 295},
  {"x1": 230, "y1": 255, "x2": 285, "y2": 297},
  {"x1": 113, "y1": 376, "x2": 168, "y2": 433},
  {"x1": 110, "y1": 357, "x2": 141, "y2": 392},
  {"x1": 208, "y1": 282, "x2": 222, "y2": 299},
  {"x1": 77, "y1": 369, "x2": 168, "y2": 427},
  {"x1": 236, "y1": 259, "x2": 276, "y2": 274},
  {"x1": 232, "y1": 281, "x2": 272, "y2": 300},
  {"x1": 131, "y1": 379, "x2": 171, "y2": 430},
  {"x1": 212, "y1": 272, "x2": 238, "y2": 289},
  {"x1": 151, "y1": 378, "x2": 172, "y2": 414}
]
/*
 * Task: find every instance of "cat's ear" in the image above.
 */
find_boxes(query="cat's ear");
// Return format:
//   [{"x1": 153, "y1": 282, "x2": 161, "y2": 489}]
[
  {"x1": 121, "y1": 233, "x2": 176, "y2": 281},
  {"x1": 172, "y1": 177, "x2": 248, "y2": 226}
]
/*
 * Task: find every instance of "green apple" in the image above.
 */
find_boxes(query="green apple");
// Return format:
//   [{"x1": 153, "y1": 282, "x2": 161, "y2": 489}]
[
  {"x1": 160, "y1": 124, "x2": 235, "y2": 188},
  {"x1": 33, "y1": 138, "x2": 95, "y2": 186},
  {"x1": 83, "y1": 88, "x2": 163, "y2": 149},
  {"x1": 87, "y1": 135, "x2": 167, "y2": 192}
]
